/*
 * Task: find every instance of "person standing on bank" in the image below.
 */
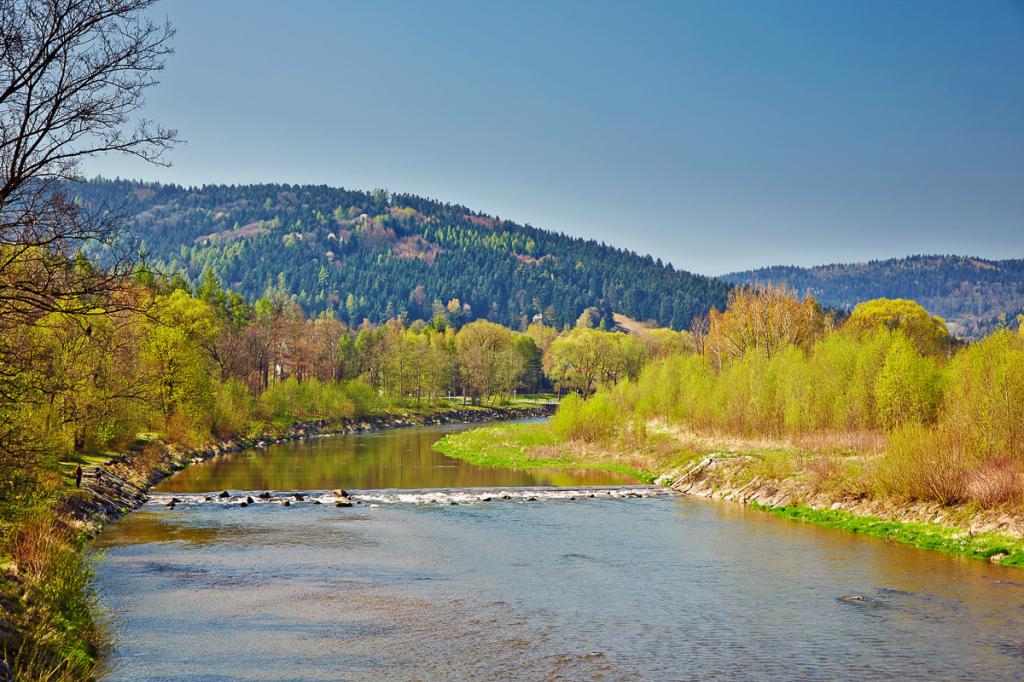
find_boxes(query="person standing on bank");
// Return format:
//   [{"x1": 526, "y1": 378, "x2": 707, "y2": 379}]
[{"x1": 74, "y1": 464, "x2": 83, "y2": 488}]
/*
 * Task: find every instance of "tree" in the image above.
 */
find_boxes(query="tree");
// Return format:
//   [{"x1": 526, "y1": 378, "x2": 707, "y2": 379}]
[
  {"x1": 704, "y1": 284, "x2": 829, "y2": 370},
  {"x1": 140, "y1": 290, "x2": 218, "y2": 429},
  {"x1": 0, "y1": 0, "x2": 176, "y2": 465},
  {"x1": 514, "y1": 335, "x2": 544, "y2": 393},
  {"x1": 846, "y1": 298, "x2": 950, "y2": 357},
  {"x1": 525, "y1": 321, "x2": 557, "y2": 355},
  {"x1": 455, "y1": 320, "x2": 523, "y2": 403},
  {"x1": 873, "y1": 333, "x2": 941, "y2": 430},
  {"x1": 544, "y1": 328, "x2": 621, "y2": 395},
  {"x1": 634, "y1": 327, "x2": 691, "y2": 359},
  {"x1": 0, "y1": 0, "x2": 176, "y2": 322}
]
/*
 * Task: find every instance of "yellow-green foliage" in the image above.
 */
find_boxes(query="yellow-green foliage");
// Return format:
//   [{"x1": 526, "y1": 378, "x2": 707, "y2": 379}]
[
  {"x1": 550, "y1": 392, "x2": 619, "y2": 442},
  {"x1": 554, "y1": 307, "x2": 1024, "y2": 508},
  {"x1": 141, "y1": 290, "x2": 219, "y2": 431},
  {"x1": 551, "y1": 321, "x2": 956, "y2": 447},
  {"x1": 628, "y1": 353, "x2": 711, "y2": 422},
  {"x1": 258, "y1": 377, "x2": 357, "y2": 420},
  {"x1": 873, "y1": 334, "x2": 943, "y2": 430},
  {"x1": 340, "y1": 379, "x2": 381, "y2": 415},
  {"x1": 847, "y1": 297, "x2": 950, "y2": 356},
  {"x1": 939, "y1": 330, "x2": 1024, "y2": 459},
  {"x1": 210, "y1": 378, "x2": 256, "y2": 438},
  {"x1": 599, "y1": 328, "x2": 925, "y2": 438}
]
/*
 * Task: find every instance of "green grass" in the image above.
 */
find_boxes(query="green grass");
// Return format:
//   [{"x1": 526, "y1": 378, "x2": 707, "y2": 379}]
[
  {"x1": 433, "y1": 422, "x2": 650, "y2": 481},
  {"x1": 753, "y1": 503, "x2": 1024, "y2": 567}
]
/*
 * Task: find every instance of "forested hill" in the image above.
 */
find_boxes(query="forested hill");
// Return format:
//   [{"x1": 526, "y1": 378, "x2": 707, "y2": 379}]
[
  {"x1": 723, "y1": 255, "x2": 1024, "y2": 337},
  {"x1": 73, "y1": 178, "x2": 728, "y2": 330}
]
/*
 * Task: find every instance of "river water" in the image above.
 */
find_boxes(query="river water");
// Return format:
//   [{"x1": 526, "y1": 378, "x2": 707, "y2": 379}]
[{"x1": 95, "y1": 422, "x2": 1024, "y2": 681}]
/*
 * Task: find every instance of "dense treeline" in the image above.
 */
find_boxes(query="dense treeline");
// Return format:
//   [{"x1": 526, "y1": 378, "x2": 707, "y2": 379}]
[
  {"x1": 554, "y1": 286, "x2": 1024, "y2": 506},
  {"x1": 71, "y1": 178, "x2": 729, "y2": 330},
  {"x1": 9, "y1": 265, "x2": 696, "y2": 459},
  {"x1": 724, "y1": 255, "x2": 1024, "y2": 338}
]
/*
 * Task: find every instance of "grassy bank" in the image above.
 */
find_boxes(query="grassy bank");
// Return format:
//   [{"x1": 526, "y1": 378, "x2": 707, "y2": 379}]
[
  {"x1": 756, "y1": 504, "x2": 1024, "y2": 567},
  {"x1": 436, "y1": 419, "x2": 1024, "y2": 568},
  {"x1": 0, "y1": 481, "x2": 105, "y2": 680},
  {"x1": 433, "y1": 421, "x2": 698, "y2": 483}
]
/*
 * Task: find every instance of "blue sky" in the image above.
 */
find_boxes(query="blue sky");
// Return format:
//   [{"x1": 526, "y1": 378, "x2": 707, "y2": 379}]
[{"x1": 85, "y1": 0, "x2": 1024, "y2": 275}]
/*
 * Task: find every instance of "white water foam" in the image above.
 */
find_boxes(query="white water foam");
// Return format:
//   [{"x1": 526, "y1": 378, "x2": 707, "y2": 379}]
[{"x1": 148, "y1": 485, "x2": 671, "y2": 508}]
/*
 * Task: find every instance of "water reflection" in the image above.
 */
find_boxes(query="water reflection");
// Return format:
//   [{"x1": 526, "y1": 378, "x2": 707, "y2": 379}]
[
  {"x1": 155, "y1": 422, "x2": 633, "y2": 493},
  {"x1": 96, "y1": 511, "x2": 222, "y2": 547}
]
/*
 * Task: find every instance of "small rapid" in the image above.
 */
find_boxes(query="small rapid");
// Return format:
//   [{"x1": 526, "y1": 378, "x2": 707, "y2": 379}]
[{"x1": 147, "y1": 485, "x2": 668, "y2": 508}]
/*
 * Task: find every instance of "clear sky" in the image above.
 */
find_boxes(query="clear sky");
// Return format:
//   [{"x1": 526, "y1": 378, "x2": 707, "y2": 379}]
[{"x1": 85, "y1": 0, "x2": 1024, "y2": 275}]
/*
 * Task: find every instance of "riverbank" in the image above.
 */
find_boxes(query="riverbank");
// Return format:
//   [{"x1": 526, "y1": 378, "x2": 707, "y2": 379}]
[
  {"x1": 0, "y1": 403, "x2": 553, "y2": 680},
  {"x1": 62, "y1": 404, "x2": 555, "y2": 532},
  {"x1": 433, "y1": 422, "x2": 1024, "y2": 568}
]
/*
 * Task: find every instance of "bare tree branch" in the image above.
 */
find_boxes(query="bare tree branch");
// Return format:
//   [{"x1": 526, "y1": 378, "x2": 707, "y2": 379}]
[{"x1": 0, "y1": 0, "x2": 176, "y2": 462}]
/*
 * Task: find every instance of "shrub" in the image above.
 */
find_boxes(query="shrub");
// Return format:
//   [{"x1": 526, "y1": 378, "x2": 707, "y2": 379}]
[
  {"x1": 803, "y1": 455, "x2": 867, "y2": 498},
  {"x1": 550, "y1": 392, "x2": 619, "y2": 443},
  {"x1": 6, "y1": 516, "x2": 104, "y2": 681},
  {"x1": 965, "y1": 457, "x2": 1024, "y2": 509},
  {"x1": 874, "y1": 424, "x2": 969, "y2": 503},
  {"x1": 210, "y1": 378, "x2": 255, "y2": 438},
  {"x1": 164, "y1": 409, "x2": 209, "y2": 449},
  {"x1": 259, "y1": 377, "x2": 356, "y2": 421},
  {"x1": 342, "y1": 379, "x2": 380, "y2": 415},
  {"x1": 749, "y1": 451, "x2": 797, "y2": 481},
  {"x1": 618, "y1": 417, "x2": 650, "y2": 452}
]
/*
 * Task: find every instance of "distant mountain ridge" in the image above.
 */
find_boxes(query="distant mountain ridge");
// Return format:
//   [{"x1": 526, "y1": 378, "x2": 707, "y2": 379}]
[
  {"x1": 73, "y1": 178, "x2": 729, "y2": 330},
  {"x1": 723, "y1": 255, "x2": 1024, "y2": 337}
]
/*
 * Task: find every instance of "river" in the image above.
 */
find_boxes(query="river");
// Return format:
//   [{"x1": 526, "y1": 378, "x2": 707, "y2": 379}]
[{"x1": 95, "y1": 421, "x2": 1024, "y2": 681}]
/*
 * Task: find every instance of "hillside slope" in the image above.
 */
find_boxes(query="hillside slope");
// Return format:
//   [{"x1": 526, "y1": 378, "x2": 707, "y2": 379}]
[
  {"x1": 74, "y1": 178, "x2": 728, "y2": 329},
  {"x1": 724, "y1": 255, "x2": 1024, "y2": 336}
]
